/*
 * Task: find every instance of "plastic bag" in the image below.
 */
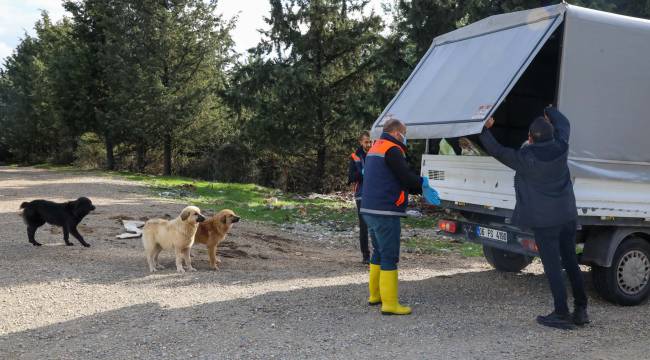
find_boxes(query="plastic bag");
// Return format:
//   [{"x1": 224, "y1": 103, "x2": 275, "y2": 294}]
[{"x1": 439, "y1": 139, "x2": 456, "y2": 155}]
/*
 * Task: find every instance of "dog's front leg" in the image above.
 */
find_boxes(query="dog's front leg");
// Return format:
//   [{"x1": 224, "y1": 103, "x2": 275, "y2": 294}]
[
  {"x1": 182, "y1": 248, "x2": 196, "y2": 272},
  {"x1": 208, "y1": 245, "x2": 219, "y2": 270},
  {"x1": 69, "y1": 225, "x2": 90, "y2": 247},
  {"x1": 62, "y1": 226, "x2": 73, "y2": 246},
  {"x1": 175, "y1": 248, "x2": 186, "y2": 273},
  {"x1": 27, "y1": 225, "x2": 42, "y2": 246}
]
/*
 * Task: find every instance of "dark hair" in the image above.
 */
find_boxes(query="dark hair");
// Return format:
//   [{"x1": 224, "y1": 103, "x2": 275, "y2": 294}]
[
  {"x1": 383, "y1": 118, "x2": 405, "y2": 134},
  {"x1": 529, "y1": 117, "x2": 554, "y2": 143},
  {"x1": 358, "y1": 130, "x2": 370, "y2": 141}
]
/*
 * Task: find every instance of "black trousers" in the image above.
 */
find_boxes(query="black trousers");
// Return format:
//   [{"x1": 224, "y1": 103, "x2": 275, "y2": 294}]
[
  {"x1": 533, "y1": 220, "x2": 588, "y2": 314},
  {"x1": 355, "y1": 200, "x2": 370, "y2": 260}
]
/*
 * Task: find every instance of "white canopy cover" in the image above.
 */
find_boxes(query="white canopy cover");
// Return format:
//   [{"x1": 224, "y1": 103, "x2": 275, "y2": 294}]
[{"x1": 373, "y1": 4, "x2": 650, "y2": 182}]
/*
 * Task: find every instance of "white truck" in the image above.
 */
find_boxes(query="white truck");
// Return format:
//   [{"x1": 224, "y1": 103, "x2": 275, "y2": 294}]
[{"x1": 371, "y1": 3, "x2": 650, "y2": 305}]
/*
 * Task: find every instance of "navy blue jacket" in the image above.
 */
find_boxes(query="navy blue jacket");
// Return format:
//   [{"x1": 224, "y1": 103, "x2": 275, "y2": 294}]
[
  {"x1": 347, "y1": 146, "x2": 366, "y2": 200},
  {"x1": 479, "y1": 108, "x2": 577, "y2": 228},
  {"x1": 361, "y1": 133, "x2": 422, "y2": 217}
]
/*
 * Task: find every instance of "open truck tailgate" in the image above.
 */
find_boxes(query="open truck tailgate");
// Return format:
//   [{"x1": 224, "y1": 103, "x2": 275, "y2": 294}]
[{"x1": 371, "y1": 5, "x2": 564, "y2": 139}]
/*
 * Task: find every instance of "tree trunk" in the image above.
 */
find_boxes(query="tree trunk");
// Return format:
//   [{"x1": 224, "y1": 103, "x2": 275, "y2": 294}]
[
  {"x1": 105, "y1": 134, "x2": 115, "y2": 171},
  {"x1": 314, "y1": 24, "x2": 326, "y2": 193},
  {"x1": 314, "y1": 88, "x2": 326, "y2": 192},
  {"x1": 136, "y1": 142, "x2": 147, "y2": 173},
  {"x1": 163, "y1": 133, "x2": 172, "y2": 176},
  {"x1": 315, "y1": 142, "x2": 326, "y2": 192}
]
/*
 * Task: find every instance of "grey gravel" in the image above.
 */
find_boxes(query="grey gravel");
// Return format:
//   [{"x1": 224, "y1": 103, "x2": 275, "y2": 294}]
[{"x1": 0, "y1": 167, "x2": 649, "y2": 360}]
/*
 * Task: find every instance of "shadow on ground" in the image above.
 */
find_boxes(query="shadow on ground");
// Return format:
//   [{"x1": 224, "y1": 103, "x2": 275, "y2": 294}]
[{"x1": 1, "y1": 269, "x2": 648, "y2": 360}]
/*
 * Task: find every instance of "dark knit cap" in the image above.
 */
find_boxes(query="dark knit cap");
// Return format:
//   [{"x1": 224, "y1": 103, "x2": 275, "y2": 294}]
[{"x1": 529, "y1": 116, "x2": 554, "y2": 143}]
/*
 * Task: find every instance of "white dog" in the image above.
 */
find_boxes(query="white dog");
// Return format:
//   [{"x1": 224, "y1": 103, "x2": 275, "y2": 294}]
[{"x1": 142, "y1": 206, "x2": 206, "y2": 273}]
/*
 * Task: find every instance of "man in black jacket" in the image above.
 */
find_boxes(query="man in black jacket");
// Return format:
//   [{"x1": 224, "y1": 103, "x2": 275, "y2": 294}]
[
  {"x1": 480, "y1": 107, "x2": 589, "y2": 329},
  {"x1": 348, "y1": 131, "x2": 372, "y2": 264}
]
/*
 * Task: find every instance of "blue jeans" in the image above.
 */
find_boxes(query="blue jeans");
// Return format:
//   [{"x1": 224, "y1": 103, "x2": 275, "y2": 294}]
[
  {"x1": 362, "y1": 214, "x2": 401, "y2": 270},
  {"x1": 533, "y1": 221, "x2": 588, "y2": 314}
]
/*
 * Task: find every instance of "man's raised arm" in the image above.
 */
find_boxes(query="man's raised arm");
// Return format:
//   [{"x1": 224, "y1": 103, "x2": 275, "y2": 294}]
[
  {"x1": 545, "y1": 107, "x2": 570, "y2": 143},
  {"x1": 479, "y1": 117, "x2": 530, "y2": 173}
]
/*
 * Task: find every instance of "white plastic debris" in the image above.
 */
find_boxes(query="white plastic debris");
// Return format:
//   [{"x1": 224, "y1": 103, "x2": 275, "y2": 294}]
[
  {"x1": 406, "y1": 210, "x2": 423, "y2": 218},
  {"x1": 116, "y1": 220, "x2": 145, "y2": 239}
]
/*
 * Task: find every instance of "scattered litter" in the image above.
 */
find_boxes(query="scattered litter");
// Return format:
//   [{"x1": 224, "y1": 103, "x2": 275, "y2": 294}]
[
  {"x1": 307, "y1": 192, "x2": 353, "y2": 202},
  {"x1": 178, "y1": 183, "x2": 197, "y2": 192},
  {"x1": 116, "y1": 220, "x2": 145, "y2": 239},
  {"x1": 158, "y1": 188, "x2": 194, "y2": 198},
  {"x1": 264, "y1": 197, "x2": 280, "y2": 209}
]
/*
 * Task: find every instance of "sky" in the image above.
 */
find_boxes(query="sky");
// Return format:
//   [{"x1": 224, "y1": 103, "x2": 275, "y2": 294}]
[{"x1": 0, "y1": 0, "x2": 389, "y2": 64}]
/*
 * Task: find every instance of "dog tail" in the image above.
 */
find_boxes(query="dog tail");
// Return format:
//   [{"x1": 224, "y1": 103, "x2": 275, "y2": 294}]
[{"x1": 18, "y1": 202, "x2": 30, "y2": 224}]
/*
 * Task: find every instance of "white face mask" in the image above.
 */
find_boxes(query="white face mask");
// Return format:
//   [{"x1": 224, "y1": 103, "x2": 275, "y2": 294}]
[{"x1": 398, "y1": 132, "x2": 407, "y2": 146}]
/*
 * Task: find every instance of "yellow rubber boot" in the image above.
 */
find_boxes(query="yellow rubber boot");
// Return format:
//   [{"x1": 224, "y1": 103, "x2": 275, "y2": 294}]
[
  {"x1": 368, "y1": 264, "x2": 381, "y2": 306},
  {"x1": 379, "y1": 270, "x2": 412, "y2": 315}
]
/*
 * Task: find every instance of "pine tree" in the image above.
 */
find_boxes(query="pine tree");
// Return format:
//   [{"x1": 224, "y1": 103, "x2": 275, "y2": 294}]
[{"x1": 230, "y1": 0, "x2": 383, "y2": 191}]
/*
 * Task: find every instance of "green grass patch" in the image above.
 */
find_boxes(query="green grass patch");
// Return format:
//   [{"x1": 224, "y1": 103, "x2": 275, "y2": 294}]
[
  {"x1": 112, "y1": 172, "x2": 358, "y2": 227},
  {"x1": 28, "y1": 164, "x2": 441, "y2": 230},
  {"x1": 111, "y1": 172, "x2": 441, "y2": 229},
  {"x1": 33, "y1": 163, "x2": 79, "y2": 171},
  {"x1": 402, "y1": 213, "x2": 441, "y2": 230},
  {"x1": 403, "y1": 237, "x2": 483, "y2": 257}
]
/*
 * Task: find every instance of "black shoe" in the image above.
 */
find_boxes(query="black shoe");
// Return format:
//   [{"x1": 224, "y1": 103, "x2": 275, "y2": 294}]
[
  {"x1": 362, "y1": 258, "x2": 370, "y2": 265},
  {"x1": 536, "y1": 311, "x2": 575, "y2": 330},
  {"x1": 573, "y1": 307, "x2": 590, "y2": 326}
]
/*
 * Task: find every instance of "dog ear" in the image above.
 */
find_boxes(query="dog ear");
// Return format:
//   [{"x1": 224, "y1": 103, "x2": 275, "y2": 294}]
[
  {"x1": 69, "y1": 200, "x2": 88, "y2": 218},
  {"x1": 66, "y1": 200, "x2": 77, "y2": 212},
  {"x1": 180, "y1": 209, "x2": 191, "y2": 221}
]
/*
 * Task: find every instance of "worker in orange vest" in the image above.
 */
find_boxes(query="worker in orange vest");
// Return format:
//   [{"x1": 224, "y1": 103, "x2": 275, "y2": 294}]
[
  {"x1": 348, "y1": 131, "x2": 372, "y2": 264},
  {"x1": 361, "y1": 118, "x2": 440, "y2": 315}
]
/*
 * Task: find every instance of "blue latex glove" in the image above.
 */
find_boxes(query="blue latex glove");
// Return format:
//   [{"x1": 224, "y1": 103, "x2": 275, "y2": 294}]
[
  {"x1": 421, "y1": 177, "x2": 441, "y2": 206},
  {"x1": 421, "y1": 176, "x2": 431, "y2": 190}
]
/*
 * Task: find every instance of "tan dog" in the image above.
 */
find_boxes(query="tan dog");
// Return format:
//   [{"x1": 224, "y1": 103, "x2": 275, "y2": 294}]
[
  {"x1": 142, "y1": 206, "x2": 206, "y2": 273},
  {"x1": 194, "y1": 209, "x2": 240, "y2": 270}
]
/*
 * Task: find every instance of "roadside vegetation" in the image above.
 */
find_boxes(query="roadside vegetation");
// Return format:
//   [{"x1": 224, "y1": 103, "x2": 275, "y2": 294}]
[
  {"x1": 2, "y1": 1, "x2": 645, "y2": 194},
  {"x1": 34, "y1": 164, "x2": 442, "y2": 231},
  {"x1": 403, "y1": 237, "x2": 484, "y2": 258}
]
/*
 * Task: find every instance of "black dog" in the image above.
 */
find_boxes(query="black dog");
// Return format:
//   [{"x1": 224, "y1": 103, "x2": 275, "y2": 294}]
[{"x1": 20, "y1": 197, "x2": 96, "y2": 247}]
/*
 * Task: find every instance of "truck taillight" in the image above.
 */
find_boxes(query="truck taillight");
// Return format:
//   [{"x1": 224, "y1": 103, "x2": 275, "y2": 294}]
[
  {"x1": 438, "y1": 220, "x2": 457, "y2": 233},
  {"x1": 520, "y1": 239, "x2": 538, "y2": 253}
]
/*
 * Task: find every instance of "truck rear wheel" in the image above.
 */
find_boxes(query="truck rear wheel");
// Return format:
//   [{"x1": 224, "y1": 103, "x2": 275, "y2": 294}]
[
  {"x1": 592, "y1": 236, "x2": 650, "y2": 306},
  {"x1": 483, "y1": 245, "x2": 533, "y2": 272}
]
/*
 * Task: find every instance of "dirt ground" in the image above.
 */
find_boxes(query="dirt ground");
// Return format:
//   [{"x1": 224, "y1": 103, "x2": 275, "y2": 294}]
[{"x1": 0, "y1": 167, "x2": 648, "y2": 360}]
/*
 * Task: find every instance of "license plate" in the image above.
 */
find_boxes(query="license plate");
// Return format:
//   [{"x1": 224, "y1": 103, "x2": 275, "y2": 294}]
[{"x1": 477, "y1": 226, "x2": 508, "y2": 242}]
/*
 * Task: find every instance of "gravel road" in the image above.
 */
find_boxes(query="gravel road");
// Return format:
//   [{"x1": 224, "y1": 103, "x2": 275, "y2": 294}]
[{"x1": 0, "y1": 166, "x2": 648, "y2": 359}]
